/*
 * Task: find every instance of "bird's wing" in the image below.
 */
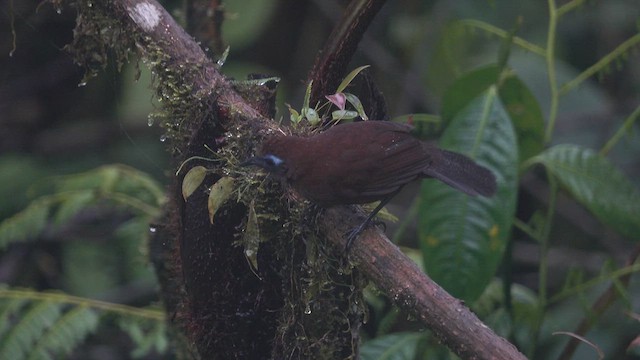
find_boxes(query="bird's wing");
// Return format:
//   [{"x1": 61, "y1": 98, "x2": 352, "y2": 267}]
[{"x1": 339, "y1": 127, "x2": 432, "y2": 200}]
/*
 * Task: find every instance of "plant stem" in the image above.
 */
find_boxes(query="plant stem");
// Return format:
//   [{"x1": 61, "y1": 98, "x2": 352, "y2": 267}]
[
  {"x1": 557, "y1": 0, "x2": 586, "y2": 17},
  {"x1": 0, "y1": 288, "x2": 165, "y2": 320},
  {"x1": 560, "y1": 33, "x2": 640, "y2": 96},
  {"x1": 529, "y1": 173, "x2": 558, "y2": 358},
  {"x1": 544, "y1": 0, "x2": 560, "y2": 143},
  {"x1": 600, "y1": 103, "x2": 640, "y2": 155}
]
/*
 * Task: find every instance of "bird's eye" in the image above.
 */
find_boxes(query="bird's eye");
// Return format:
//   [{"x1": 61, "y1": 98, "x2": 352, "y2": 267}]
[{"x1": 264, "y1": 154, "x2": 284, "y2": 167}]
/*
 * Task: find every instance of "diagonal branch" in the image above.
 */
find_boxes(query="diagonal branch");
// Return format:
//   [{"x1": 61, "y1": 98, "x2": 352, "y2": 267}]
[{"x1": 322, "y1": 208, "x2": 527, "y2": 360}]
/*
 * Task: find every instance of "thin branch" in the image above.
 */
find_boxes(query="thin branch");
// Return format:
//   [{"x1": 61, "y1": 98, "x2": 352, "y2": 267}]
[
  {"x1": 600, "y1": 103, "x2": 640, "y2": 156},
  {"x1": 544, "y1": 0, "x2": 560, "y2": 143},
  {"x1": 308, "y1": 0, "x2": 387, "y2": 105},
  {"x1": 0, "y1": 288, "x2": 165, "y2": 320},
  {"x1": 460, "y1": 19, "x2": 546, "y2": 57},
  {"x1": 560, "y1": 33, "x2": 640, "y2": 96},
  {"x1": 117, "y1": 0, "x2": 263, "y2": 120}
]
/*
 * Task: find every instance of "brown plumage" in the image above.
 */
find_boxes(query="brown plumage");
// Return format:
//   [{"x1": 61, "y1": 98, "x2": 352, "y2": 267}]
[{"x1": 243, "y1": 121, "x2": 497, "y2": 248}]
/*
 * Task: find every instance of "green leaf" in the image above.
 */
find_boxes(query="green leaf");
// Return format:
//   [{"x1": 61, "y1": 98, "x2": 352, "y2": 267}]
[
  {"x1": 441, "y1": 65, "x2": 544, "y2": 163},
  {"x1": 336, "y1": 65, "x2": 370, "y2": 93},
  {"x1": 0, "y1": 302, "x2": 62, "y2": 360},
  {"x1": 118, "y1": 317, "x2": 168, "y2": 358},
  {"x1": 55, "y1": 165, "x2": 165, "y2": 209},
  {"x1": 331, "y1": 110, "x2": 358, "y2": 121},
  {"x1": 0, "y1": 299, "x2": 27, "y2": 339},
  {"x1": 182, "y1": 166, "x2": 207, "y2": 200},
  {"x1": 529, "y1": 145, "x2": 640, "y2": 239},
  {"x1": 419, "y1": 87, "x2": 519, "y2": 302},
  {"x1": 53, "y1": 191, "x2": 95, "y2": 225},
  {"x1": 498, "y1": 72, "x2": 545, "y2": 162},
  {"x1": 287, "y1": 104, "x2": 301, "y2": 123},
  {"x1": 29, "y1": 307, "x2": 99, "y2": 360},
  {"x1": 441, "y1": 65, "x2": 501, "y2": 124},
  {"x1": 0, "y1": 198, "x2": 51, "y2": 250},
  {"x1": 208, "y1": 177, "x2": 236, "y2": 224},
  {"x1": 343, "y1": 93, "x2": 368, "y2": 120},
  {"x1": 360, "y1": 332, "x2": 423, "y2": 360},
  {"x1": 303, "y1": 80, "x2": 313, "y2": 110}
]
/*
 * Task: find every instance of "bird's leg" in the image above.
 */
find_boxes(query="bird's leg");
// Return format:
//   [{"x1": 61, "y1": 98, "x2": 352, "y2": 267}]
[{"x1": 345, "y1": 193, "x2": 396, "y2": 252}]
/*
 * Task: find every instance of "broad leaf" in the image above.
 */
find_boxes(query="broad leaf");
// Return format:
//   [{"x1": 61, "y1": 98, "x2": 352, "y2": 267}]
[
  {"x1": 182, "y1": 166, "x2": 207, "y2": 200},
  {"x1": 360, "y1": 332, "x2": 423, "y2": 360},
  {"x1": 530, "y1": 145, "x2": 640, "y2": 239},
  {"x1": 419, "y1": 87, "x2": 518, "y2": 302},
  {"x1": 442, "y1": 65, "x2": 544, "y2": 163},
  {"x1": 208, "y1": 177, "x2": 235, "y2": 224},
  {"x1": 498, "y1": 72, "x2": 544, "y2": 162}
]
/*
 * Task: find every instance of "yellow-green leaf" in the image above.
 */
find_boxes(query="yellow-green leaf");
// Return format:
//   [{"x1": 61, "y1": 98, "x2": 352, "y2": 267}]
[
  {"x1": 336, "y1": 65, "x2": 370, "y2": 93},
  {"x1": 207, "y1": 177, "x2": 235, "y2": 224},
  {"x1": 182, "y1": 166, "x2": 207, "y2": 201}
]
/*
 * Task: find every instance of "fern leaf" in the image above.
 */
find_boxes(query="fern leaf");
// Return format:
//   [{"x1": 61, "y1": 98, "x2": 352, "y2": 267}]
[
  {"x1": 0, "y1": 198, "x2": 52, "y2": 250},
  {"x1": 28, "y1": 307, "x2": 99, "y2": 360},
  {"x1": 0, "y1": 298, "x2": 27, "y2": 339},
  {"x1": 118, "y1": 317, "x2": 168, "y2": 358},
  {"x1": 0, "y1": 302, "x2": 61, "y2": 360},
  {"x1": 52, "y1": 190, "x2": 96, "y2": 226},
  {"x1": 54, "y1": 165, "x2": 165, "y2": 208}
]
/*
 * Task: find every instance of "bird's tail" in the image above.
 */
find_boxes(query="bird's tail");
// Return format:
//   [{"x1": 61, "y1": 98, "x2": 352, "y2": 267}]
[{"x1": 424, "y1": 149, "x2": 497, "y2": 197}]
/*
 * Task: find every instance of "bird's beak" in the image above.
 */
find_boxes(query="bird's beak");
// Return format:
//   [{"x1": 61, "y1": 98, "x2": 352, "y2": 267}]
[{"x1": 240, "y1": 156, "x2": 265, "y2": 168}]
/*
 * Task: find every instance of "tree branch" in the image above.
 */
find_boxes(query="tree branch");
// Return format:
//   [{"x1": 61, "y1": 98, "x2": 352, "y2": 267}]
[
  {"x1": 322, "y1": 208, "x2": 527, "y2": 360},
  {"x1": 307, "y1": 0, "x2": 388, "y2": 105}
]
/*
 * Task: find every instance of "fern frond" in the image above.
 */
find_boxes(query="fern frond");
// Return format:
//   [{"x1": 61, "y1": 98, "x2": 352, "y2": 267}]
[
  {"x1": 0, "y1": 164, "x2": 166, "y2": 250},
  {"x1": 0, "y1": 288, "x2": 167, "y2": 359},
  {"x1": 0, "y1": 302, "x2": 62, "y2": 360},
  {"x1": 52, "y1": 190, "x2": 96, "y2": 226},
  {"x1": 27, "y1": 307, "x2": 99, "y2": 360},
  {"x1": 53, "y1": 165, "x2": 165, "y2": 208},
  {"x1": 0, "y1": 298, "x2": 27, "y2": 339},
  {"x1": 118, "y1": 316, "x2": 168, "y2": 358},
  {"x1": 0, "y1": 198, "x2": 52, "y2": 250}
]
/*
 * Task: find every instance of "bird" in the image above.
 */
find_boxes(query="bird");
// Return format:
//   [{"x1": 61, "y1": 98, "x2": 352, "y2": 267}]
[{"x1": 242, "y1": 120, "x2": 497, "y2": 250}]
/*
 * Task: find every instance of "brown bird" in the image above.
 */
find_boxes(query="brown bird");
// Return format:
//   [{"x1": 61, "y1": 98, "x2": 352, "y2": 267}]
[{"x1": 243, "y1": 121, "x2": 497, "y2": 249}]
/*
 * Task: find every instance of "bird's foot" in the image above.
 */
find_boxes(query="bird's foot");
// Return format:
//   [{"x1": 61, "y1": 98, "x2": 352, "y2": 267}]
[
  {"x1": 344, "y1": 219, "x2": 386, "y2": 252},
  {"x1": 344, "y1": 225, "x2": 365, "y2": 253}
]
